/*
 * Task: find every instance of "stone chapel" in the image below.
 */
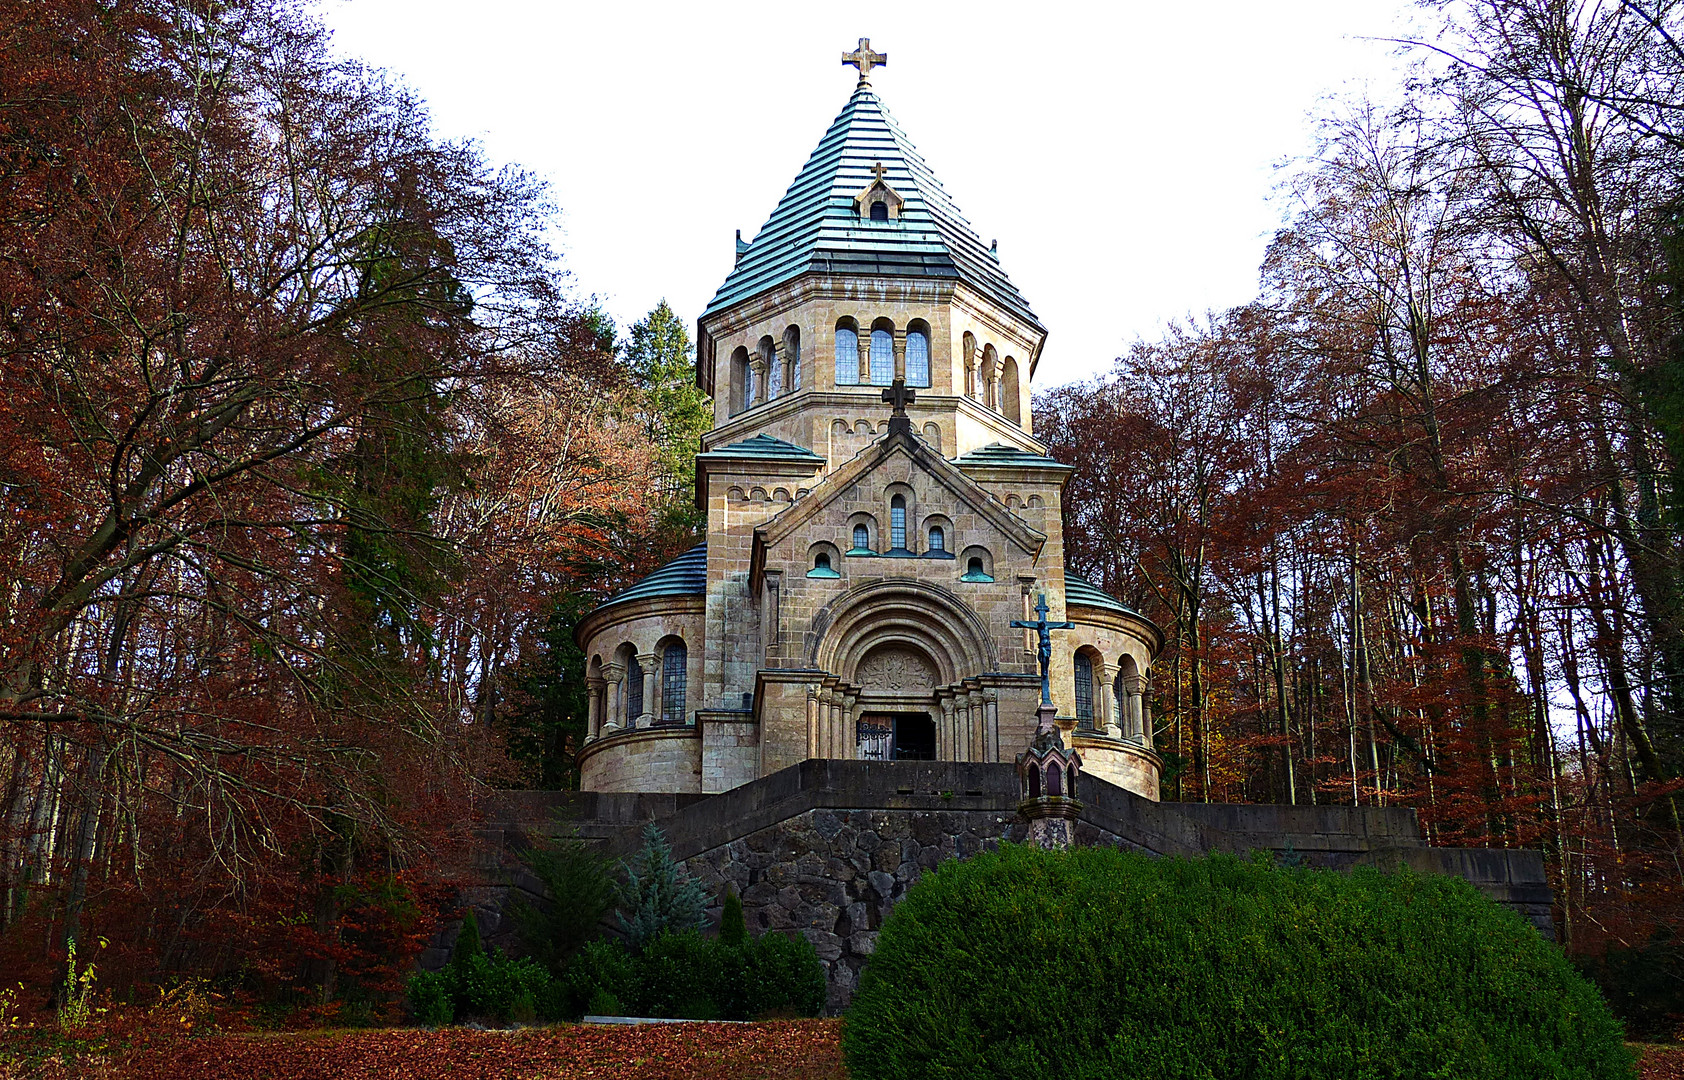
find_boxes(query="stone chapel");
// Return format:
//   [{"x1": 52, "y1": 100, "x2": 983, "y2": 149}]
[{"x1": 575, "y1": 41, "x2": 1162, "y2": 799}]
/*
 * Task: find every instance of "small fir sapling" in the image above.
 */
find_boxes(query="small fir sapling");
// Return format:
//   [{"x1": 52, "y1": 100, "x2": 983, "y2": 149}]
[
  {"x1": 720, "y1": 887, "x2": 747, "y2": 947},
  {"x1": 616, "y1": 824, "x2": 708, "y2": 950}
]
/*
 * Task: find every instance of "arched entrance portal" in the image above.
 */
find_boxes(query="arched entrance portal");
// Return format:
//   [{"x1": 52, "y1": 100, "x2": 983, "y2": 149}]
[
  {"x1": 851, "y1": 642, "x2": 939, "y2": 761},
  {"x1": 808, "y1": 580, "x2": 1000, "y2": 764}
]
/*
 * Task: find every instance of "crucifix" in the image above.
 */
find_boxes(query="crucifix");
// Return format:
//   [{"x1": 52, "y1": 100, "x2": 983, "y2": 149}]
[
  {"x1": 882, "y1": 376, "x2": 915, "y2": 416},
  {"x1": 1012, "y1": 593, "x2": 1075, "y2": 707},
  {"x1": 842, "y1": 38, "x2": 887, "y2": 85}
]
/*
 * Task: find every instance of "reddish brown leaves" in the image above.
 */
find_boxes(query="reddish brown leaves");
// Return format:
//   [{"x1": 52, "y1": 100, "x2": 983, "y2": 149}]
[{"x1": 115, "y1": 1019, "x2": 847, "y2": 1080}]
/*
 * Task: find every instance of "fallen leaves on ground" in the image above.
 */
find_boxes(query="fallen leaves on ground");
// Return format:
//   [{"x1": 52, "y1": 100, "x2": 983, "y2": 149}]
[
  {"x1": 116, "y1": 1019, "x2": 846, "y2": 1080},
  {"x1": 1640, "y1": 1044, "x2": 1684, "y2": 1080}
]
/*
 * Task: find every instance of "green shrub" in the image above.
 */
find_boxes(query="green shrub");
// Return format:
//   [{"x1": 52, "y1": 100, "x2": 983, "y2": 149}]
[
  {"x1": 558, "y1": 928, "x2": 825, "y2": 1020},
  {"x1": 845, "y1": 845, "x2": 1635, "y2": 1080},
  {"x1": 638, "y1": 929, "x2": 727, "y2": 1019},
  {"x1": 515, "y1": 835, "x2": 616, "y2": 974},
  {"x1": 745, "y1": 930, "x2": 825, "y2": 1019},
  {"x1": 406, "y1": 969, "x2": 453, "y2": 1027}
]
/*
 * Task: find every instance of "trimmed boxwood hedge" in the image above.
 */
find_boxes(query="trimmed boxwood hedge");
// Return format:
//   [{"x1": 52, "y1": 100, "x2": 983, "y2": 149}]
[{"x1": 844, "y1": 844, "x2": 1634, "y2": 1080}]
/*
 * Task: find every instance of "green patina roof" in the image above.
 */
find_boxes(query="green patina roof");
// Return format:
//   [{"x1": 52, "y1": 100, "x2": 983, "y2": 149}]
[
  {"x1": 695, "y1": 433, "x2": 826, "y2": 464},
  {"x1": 1064, "y1": 573, "x2": 1134, "y2": 615},
  {"x1": 594, "y1": 545, "x2": 708, "y2": 615},
  {"x1": 952, "y1": 442, "x2": 1071, "y2": 470},
  {"x1": 703, "y1": 84, "x2": 1041, "y2": 329}
]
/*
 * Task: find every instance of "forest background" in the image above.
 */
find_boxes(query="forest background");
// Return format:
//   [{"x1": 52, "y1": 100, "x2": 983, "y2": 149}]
[{"x1": 1, "y1": 0, "x2": 1681, "y2": 1041}]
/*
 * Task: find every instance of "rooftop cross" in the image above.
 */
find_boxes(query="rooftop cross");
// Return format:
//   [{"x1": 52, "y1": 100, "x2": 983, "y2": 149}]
[
  {"x1": 1012, "y1": 593, "x2": 1076, "y2": 706},
  {"x1": 871, "y1": 161, "x2": 889, "y2": 183},
  {"x1": 882, "y1": 376, "x2": 915, "y2": 417},
  {"x1": 842, "y1": 38, "x2": 887, "y2": 85}
]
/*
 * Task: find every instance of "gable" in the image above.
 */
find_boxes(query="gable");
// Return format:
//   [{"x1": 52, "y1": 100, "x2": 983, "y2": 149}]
[{"x1": 754, "y1": 426, "x2": 1045, "y2": 567}]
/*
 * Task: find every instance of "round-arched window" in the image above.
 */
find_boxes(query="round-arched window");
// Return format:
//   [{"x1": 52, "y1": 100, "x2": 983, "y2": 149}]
[
  {"x1": 929, "y1": 525, "x2": 945, "y2": 553},
  {"x1": 870, "y1": 200, "x2": 889, "y2": 221},
  {"x1": 890, "y1": 495, "x2": 907, "y2": 550},
  {"x1": 852, "y1": 523, "x2": 871, "y2": 552},
  {"x1": 906, "y1": 330, "x2": 930, "y2": 387},
  {"x1": 870, "y1": 329, "x2": 894, "y2": 385},
  {"x1": 835, "y1": 326, "x2": 859, "y2": 386}
]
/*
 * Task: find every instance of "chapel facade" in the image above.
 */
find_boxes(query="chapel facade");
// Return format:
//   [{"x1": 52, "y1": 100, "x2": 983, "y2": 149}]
[{"x1": 576, "y1": 42, "x2": 1163, "y2": 800}]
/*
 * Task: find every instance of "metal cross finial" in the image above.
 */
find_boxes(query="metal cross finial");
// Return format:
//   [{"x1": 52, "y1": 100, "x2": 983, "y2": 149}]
[
  {"x1": 1012, "y1": 593, "x2": 1076, "y2": 706},
  {"x1": 882, "y1": 377, "x2": 915, "y2": 416},
  {"x1": 843, "y1": 38, "x2": 887, "y2": 84}
]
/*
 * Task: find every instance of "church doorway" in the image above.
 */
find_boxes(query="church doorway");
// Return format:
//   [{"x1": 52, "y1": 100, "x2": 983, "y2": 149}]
[{"x1": 857, "y1": 713, "x2": 937, "y2": 761}]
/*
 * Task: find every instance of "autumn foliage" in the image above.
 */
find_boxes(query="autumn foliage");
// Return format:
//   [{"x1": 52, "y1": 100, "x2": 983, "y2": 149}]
[
  {"x1": 1038, "y1": 0, "x2": 1684, "y2": 1036},
  {"x1": 0, "y1": 0, "x2": 682, "y2": 1018}
]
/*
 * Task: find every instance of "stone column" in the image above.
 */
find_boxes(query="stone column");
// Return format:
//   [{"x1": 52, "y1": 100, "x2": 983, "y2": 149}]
[
  {"x1": 636, "y1": 652, "x2": 658, "y2": 726},
  {"x1": 983, "y1": 690, "x2": 1000, "y2": 763},
  {"x1": 1133, "y1": 678, "x2": 1150, "y2": 744},
  {"x1": 602, "y1": 662, "x2": 625, "y2": 732},
  {"x1": 938, "y1": 696, "x2": 955, "y2": 761},
  {"x1": 964, "y1": 346, "x2": 979, "y2": 400},
  {"x1": 893, "y1": 330, "x2": 907, "y2": 382},
  {"x1": 842, "y1": 693, "x2": 858, "y2": 761},
  {"x1": 585, "y1": 679, "x2": 604, "y2": 742},
  {"x1": 969, "y1": 694, "x2": 986, "y2": 763},
  {"x1": 748, "y1": 358, "x2": 765, "y2": 406},
  {"x1": 1100, "y1": 663, "x2": 1122, "y2": 738},
  {"x1": 857, "y1": 330, "x2": 871, "y2": 384},
  {"x1": 817, "y1": 688, "x2": 834, "y2": 759},
  {"x1": 807, "y1": 686, "x2": 820, "y2": 759}
]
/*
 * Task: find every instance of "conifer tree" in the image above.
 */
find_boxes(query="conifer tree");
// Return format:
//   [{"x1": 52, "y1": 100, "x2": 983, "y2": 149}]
[
  {"x1": 615, "y1": 824, "x2": 707, "y2": 950},
  {"x1": 623, "y1": 301, "x2": 711, "y2": 531}
]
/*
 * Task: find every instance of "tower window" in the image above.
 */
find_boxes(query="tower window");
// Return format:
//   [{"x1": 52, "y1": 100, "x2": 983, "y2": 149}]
[
  {"x1": 870, "y1": 329, "x2": 894, "y2": 385},
  {"x1": 906, "y1": 330, "x2": 930, "y2": 387},
  {"x1": 835, "y1": 326, "x2": 859, "y2": 386},
  {"x1": 852, "y1": 523, "x2": 871, "y2": 552},
  {"x1": 870, "y1": 200, "x2": 888, "y2": 221},
  {"x1": 890, "y1": 495, "x2": 906, "y2": 550},
  {"x1": 928, "y1": 526, "x2": 945, "y2": 553}
]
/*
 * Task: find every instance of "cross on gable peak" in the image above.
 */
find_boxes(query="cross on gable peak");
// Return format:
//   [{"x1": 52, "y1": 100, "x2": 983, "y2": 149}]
[
  {"x1": 882, "y1": 376, "x2": 915, "y2": 416},
  {"x1": 842, "y1": 38, "x2": 887, "y2": 85},
  {"x1": 871, "y1": 161, "x2": 889, "y2": 184}
]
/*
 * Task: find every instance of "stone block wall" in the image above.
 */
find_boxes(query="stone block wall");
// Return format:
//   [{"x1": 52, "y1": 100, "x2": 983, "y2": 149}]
[{"x1": 451, "y1": 760, "x2": 1555, "y2": 1013}]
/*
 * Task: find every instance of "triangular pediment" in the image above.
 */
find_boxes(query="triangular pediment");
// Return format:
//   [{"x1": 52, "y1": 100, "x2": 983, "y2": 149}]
[{"x1": 754, "y1": 426, "x2": 1045, "y2": 560}]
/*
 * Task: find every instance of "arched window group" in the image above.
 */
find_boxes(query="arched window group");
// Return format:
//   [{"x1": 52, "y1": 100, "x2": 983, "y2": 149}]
[
  {"x1": 960, "y1": 332, "x2": 1023, "y2": 427},
  {"x1": 731, "y1": 326, "x2": 803, "y2": 415},
  {"x1": 1046, "y1": 644, "x2": 1149, "y2": 744},
  {"x1": 832, "y1": 318, "x2": 931, "y2": 389},
  {"x1": 587, "y1": 637, "x2": 691, "y2": 737}
]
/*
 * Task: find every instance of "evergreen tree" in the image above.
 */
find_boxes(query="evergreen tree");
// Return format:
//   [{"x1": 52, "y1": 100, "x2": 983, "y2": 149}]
[
  {"x1": 615, "y1": 824, "x2": 707, "y2": 950},
  {"x1": 623, "y1": 301, "x2": 711, "y2": 532}
]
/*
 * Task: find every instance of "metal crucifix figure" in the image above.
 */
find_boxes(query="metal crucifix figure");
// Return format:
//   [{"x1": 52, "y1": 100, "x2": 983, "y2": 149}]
[{"x1": 1012, "y1": 593, "x2": 1075, "y2": 706}]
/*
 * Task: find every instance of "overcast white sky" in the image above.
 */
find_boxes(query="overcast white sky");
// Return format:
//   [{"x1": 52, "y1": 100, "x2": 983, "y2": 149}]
[{"x1": 322, "y1": 1, "x2": 1425, "y2": 387}]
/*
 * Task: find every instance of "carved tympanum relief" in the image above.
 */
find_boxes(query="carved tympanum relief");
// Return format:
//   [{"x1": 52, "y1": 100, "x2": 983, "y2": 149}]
[{"x1": 855, "y1": 646, "x2": 937, "y2": 691}]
